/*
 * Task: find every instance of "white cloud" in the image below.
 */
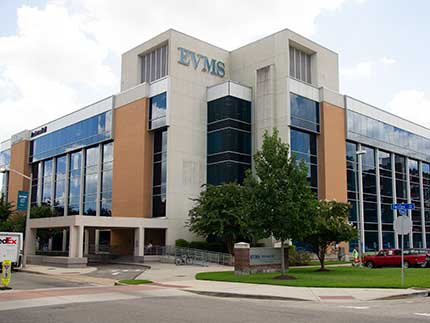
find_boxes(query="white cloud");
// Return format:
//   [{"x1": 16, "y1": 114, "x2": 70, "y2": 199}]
[
  {"x1": 386, "y1": 90, "x2": 430, "y2": 128},
  {"x1": 340, "y1": 62, "x2": 373, "y2": 80},
  {"x1": 381, "y1": 57, "x2": 396, "y2": 65},
  {"x1": 0, "y1": 4, "x2": 116, "y2": 140},
  {"x1": 0, "y1": 0, "x2": 364, "y2": 141},
  {"x1": 70, "y1": 0, "x2": 350, "y2": 53}
]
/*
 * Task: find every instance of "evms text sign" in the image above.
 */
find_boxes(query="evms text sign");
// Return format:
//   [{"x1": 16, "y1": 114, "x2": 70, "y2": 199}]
[{"x1": 177, "y1": 47, "x2": 225, "y2": 77}]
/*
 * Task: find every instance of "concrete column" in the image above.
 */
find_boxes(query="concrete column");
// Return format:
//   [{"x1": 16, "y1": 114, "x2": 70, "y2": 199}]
[
  {"x1": 375, "y1": 149, "x2": 383, "y2": 250},
  {"x1": 37, "y1": 162, "x2": 43, "y2": 205},
  {"x1": 68, "y1": 225, "x2": 84, "y2": 257},
  {"x1": 419, "y1": 161, "x2": 427, "y2": 248},
  {"x1": 69, "y1": 225, "x2": 76, "y2": 257},
  {"x1": 77, "y1": 226, "x2": 84, "y2": 258},
  {"x1": 24, "y1": 228, "x2": 37, "y2": 257},
  {"x1": 84, "y1": 229, "x2": 89, "y2": 255},
  {"x1": 48, "y1": 238, "x2": 53, "y2": 252},
  {"x1": 134, "y1": 227, "x2": 145, "y2": 257},
  {"x1": 95, "y1": 229, "x2": 100, "y2": 254},
  {"x1": 62, "y1": 229, "x2": 67, "y2": 252},
  {"x1": 391, "y1": 153, "x2": 398, "y2": 248}
]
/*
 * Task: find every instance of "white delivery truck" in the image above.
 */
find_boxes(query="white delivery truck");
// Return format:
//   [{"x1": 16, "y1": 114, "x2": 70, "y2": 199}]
[{"x1": 0, "y1": 232, "x2": 23, "y2": 269}]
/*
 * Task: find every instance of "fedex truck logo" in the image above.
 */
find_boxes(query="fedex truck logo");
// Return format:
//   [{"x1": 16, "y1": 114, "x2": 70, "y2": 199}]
[
  {"x1": 178, "y1": 47, "x2": 225, "y2": 78},
  {"x1": 0, "y1": 237, "x2": 17, "y2": 245}
]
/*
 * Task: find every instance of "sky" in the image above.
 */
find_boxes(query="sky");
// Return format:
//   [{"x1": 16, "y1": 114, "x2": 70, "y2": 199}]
[{"x1": 0, "y1": 0, "x2": 429, "y2": 141}]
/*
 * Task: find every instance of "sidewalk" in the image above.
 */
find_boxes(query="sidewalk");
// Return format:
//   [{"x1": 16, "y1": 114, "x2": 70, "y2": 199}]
[
  {"x1": 20, "y1": 265, "x2": 116, "y2": 286},
  {"x1": 137, "y1": 263, "x2": 430, "y2": 302}
]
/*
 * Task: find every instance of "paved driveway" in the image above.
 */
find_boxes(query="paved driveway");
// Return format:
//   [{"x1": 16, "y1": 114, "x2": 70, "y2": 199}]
[
  {"x1": 7, "y1": 272, "x2": 90, "y2": 290},
  {"x1": 85, "y1": 264, "x2": 147, "y2": 281},
  {"x1": 136, "y1": 262, "x2": 232, "y2": 282}
]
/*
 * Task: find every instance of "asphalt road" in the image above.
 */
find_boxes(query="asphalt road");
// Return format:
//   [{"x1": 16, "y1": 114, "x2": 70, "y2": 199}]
[
  {"x1": 7, "y1": 272, "x2": 89, "y2": 290},
  {"x1": 3, "y1": 294, "x2": 430, "y2": 323},
  {"x1": 85, "y1": 264, "x2": 147, "y2": 281}
]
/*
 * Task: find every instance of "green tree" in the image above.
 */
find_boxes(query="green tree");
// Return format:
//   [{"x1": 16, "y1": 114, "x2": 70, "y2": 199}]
[
  {"x1": 245, "y1": 129, "x2": 316, "y2": 277},
  {"x1": 303, "y1": 199, "x2": 356, "y2": 271},
  {"x1": 1, "y1": 213, "x2": 26, "y2": 232},
  {"x1": 0, "y1": 196, "x2": 15, "y2": 222},
  {"x1": 188, "y1": 183, "x2": 256, "y2": 254},
  {"x1": 30, "y1": 205, "x2": 55, "y2": 219}
]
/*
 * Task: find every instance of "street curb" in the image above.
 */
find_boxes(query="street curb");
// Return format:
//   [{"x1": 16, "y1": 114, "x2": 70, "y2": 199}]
[
  {"x1": 373, "y1": 290, "x2": 430, "y2": 300},
  {"x1": 184, "y1": 289, "x2": 309, "y2": 301}
]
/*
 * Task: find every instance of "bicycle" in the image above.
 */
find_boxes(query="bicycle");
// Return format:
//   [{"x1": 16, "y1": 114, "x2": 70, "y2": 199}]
[{"x1": 175, "y1": 254, "x2": 193, "y2": 266}]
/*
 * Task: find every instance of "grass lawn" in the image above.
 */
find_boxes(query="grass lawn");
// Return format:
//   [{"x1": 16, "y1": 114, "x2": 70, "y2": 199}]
[
  {"x1": 196, "y1": 267, "x2": 430, "y2": 289},
  {"x1": 117, "y1": 279, "x2": 153, "y2": 285},
  {"x1": 305, "y1": 260, "x2": 349, "y2": 266}
]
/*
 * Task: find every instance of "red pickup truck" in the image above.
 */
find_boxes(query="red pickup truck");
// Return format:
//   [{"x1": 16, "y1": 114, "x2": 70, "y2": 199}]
[{"x1": 363, "y1": 249, "x2": 430, "y2": 268}]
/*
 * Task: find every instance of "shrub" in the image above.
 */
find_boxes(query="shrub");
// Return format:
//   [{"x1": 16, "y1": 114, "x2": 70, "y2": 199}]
[
  {"x1": 287, "y1": 245, "x2": 312, "y2": 266},
  {"x1": 188, "y1": 241, "x2": 227, "y2": 253},
  {"x1": 175, "y1": 239, "x2": 190, "y2": 248}
]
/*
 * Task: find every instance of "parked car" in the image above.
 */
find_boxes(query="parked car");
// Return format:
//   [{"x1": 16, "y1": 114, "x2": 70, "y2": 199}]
[
  {"x1": 363, "y1": 248, "x2": 428, "y2": 268},
  {"x1": 404, "y1": 248, "x2": 430, "y2": 267}
]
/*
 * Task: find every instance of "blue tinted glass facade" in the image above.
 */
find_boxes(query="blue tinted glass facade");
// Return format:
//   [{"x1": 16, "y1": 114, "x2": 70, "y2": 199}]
[
  {"x1": 68, "y1": 151, "x2": 82, "y2": 215},
  {"x1": 290, "y1": 93, "x2": 320, "y2": 133},
  {"x1": 346, "y1": 139, "x2": 430, "y2": 251},
  {"x1": 347, "y1": 110, "x2": 430, "y2": 160},
  {"x1": 83, "y1": 146, "x2": 99, "y2": 216},
  {"x1": 290, "y1": 129, "x2": 318, "y2": 192},
  {"x1": 149, "y1": 92, "x2": 167, "y2": 130},
  {"x1": 207, "y1": 96, "x2": 251, "y2": 185},
  {"x1": 101, "y1": 142, "x2": 113, "y2": 217},
  {"x1": 31, "y1": 111, "x2": 112, "y2": 162},
  {"x1": 0, "y1": 149, "x2": 10, "y2": 168},
  {"x1": 153, "y1": 130, "x2": 167, "y2": 217},
  {"x1": 54, "y1": 155, "x2": 67, "y2": 215}
]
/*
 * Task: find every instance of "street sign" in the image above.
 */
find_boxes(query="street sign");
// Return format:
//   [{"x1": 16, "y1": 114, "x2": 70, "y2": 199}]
[
  {"x1": 391, "y1": 203, "x2": 415, "y2": 210},
  {"x1": 393, "y1": 215, "x2": 412, "y2": 235},
  {"x1": 1, "y1": 260, "x2": 12, "y2": 288},
  {"x1": 16, "y1": 191, "x2": 29, "y2": 211},
  {"x1": 393, "y1": 215, "x2": 413, "y2": 288},
  {"x1": 398, "y1": 208, "x2": 407, "y2": 216}
]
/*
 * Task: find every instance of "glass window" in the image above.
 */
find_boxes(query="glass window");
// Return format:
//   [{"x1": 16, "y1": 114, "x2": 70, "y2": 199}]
[
  {"x1": 54, "y1": 155, "x2": 67, "y2": 215},
  {"x1": 290, "y1": 93, "x2": 319, "y2": 133},
  {"x1": 379, "y1": 150, "x2": 391, "y2": 171},
  {"x1": 141, "y1": 44, "x2": 168, "y2": 83},
  {"x1": 289, "y1": 47, "x2": 312, "y2": 83},
  {"x1": 152, "y1": 130, "x2": 167, "y2": 217},
  {"x1": 31, "y1": 111, "x2": 112, "y2": 162},
  {"x1": 207, "y1": 96, "x2": 252, "y2": 186},
  {"x1": 208, "y1": 96, "x2": 251, "y2": 124},
  {"x1": 68, "y1": 151, "x2": 81, "y2": 215},
  {"x1": 207, "y1": 161, "x2": 250, "y2": 186},
  {"x1": 208, "y1": 129, "x2": 251, "y2": 155},
  {"x1": 0, "y1": 149, "x2": 10, "y2": 168},
  {"x1": 42, "y1": 159, "x2": 53, "y2": 205},
  {"x1": 149, "y1": 92, "x2": 167, "y2": 130},
  {"x1": 365, "y1": 231, "x2": 379, "y2": 252},
  {"x1": 83, "y1": 146, "x2": 99, "y2": 216},
  {"x1": 291, "y1": 129, "x2": 318, "y2": 191},
  {"x1": 347, "y1": 110, "x2": 430, "y2": 160},
  {"x1": 100, "y1": 142, "x2": 113, "y2": 217}
]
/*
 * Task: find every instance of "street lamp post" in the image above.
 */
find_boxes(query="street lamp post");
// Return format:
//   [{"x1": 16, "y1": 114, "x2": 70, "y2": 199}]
[
  {"x1": 354, "y1": 149, "x2": 367, "y2": 266},
  {"x1": 0, "y1": 167, "x2": 32, "y2": 267}
]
